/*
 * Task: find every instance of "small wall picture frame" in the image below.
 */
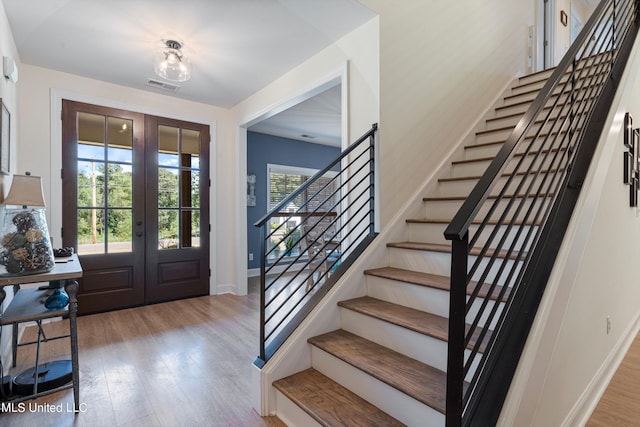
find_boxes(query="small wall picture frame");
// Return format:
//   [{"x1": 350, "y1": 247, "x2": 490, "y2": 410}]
[
  {"x1": 625, "y1": 112, "x2": 634, "y2": 148},
  {"x1": 247, "y1": 173, "x2": 256, "y2": 207},
  {"x1": 560, "y1": 10, "x2": 568, "y2": 27},
  {"x1": 0, "y1": 99, "x2": 9, "y2": 175}
]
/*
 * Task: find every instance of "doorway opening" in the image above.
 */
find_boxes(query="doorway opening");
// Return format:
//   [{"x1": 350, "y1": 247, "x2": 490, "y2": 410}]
[{"x1": 244, "y1": 80, "x2": 345, "y2": 282}]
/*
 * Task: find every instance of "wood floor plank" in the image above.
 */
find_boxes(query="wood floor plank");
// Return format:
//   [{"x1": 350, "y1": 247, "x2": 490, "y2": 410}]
[
  {"x1": 274, "y1": 368, "x2": 405, "y2": 427},
  {"x1": 587, "y1": 333, "x2": 640, "y2": 426},
  {"x1": 0, "y1": 282, "x2": 285, "y2": 427}
]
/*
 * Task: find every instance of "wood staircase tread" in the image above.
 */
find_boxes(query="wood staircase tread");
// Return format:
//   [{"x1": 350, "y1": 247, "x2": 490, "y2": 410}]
[
  {"x1": 338, "y1": 296, "x2": 492, "y2": 353},
  {"x1": 364, "y1": 266, "x2": 510, "y2": 301},
  {"x1": 273, "y1": 367, "x2": 406, "y2": 427},
  {"x1": 386, "y1": 241, "x2": 527, "y2": 260},
  {"x1": 308, "y1": 329, "x2": 465, "y2": 414}
]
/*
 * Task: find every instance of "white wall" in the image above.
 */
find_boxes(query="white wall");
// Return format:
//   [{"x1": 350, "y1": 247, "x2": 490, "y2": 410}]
[
  {"x1": 15, "y1": 64, "x2": 238, "y2": 295},
  {"x1": 500, "y1": 30, "x2": 640, "y2": 427},
  {"x1": 0, "y1": 0, "x2": 21, "y2": 369},
  {"x1": 360, "y1": 0, "x2": 534, "y2": 226},
  {"x1": 232, "y1": 17, "x2": 380, "y2": 294},
  {"x1": 555, "y1": 0, "x2": 574, "y2": 62}
]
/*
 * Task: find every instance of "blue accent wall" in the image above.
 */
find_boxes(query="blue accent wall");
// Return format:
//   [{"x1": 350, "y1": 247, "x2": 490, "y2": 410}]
[{"x1": 247, "y1": 131, "x2": 340, "y2": 270}]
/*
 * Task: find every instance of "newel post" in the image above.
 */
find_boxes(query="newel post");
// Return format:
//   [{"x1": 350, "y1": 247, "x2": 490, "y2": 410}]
[{"x1": 446, "y1": 232, "x2": 469, "y2": 427}]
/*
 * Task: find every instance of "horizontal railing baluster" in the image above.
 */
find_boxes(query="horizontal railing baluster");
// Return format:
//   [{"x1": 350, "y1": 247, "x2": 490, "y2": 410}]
[{"x1": 255, "y1": 124, "x2": 378, "y2": 366}]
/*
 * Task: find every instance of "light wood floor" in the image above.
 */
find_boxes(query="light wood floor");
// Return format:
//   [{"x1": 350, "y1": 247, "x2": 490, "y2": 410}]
[
  {"x1": 587, "y1": 332, "x2": 640, "y2": 426},
  {"x1": 5, "y1": 274, "x2": 639, "y2": 427},
  {"x1": 0, "y1": 279, "x2": 285, "y2": 427}
]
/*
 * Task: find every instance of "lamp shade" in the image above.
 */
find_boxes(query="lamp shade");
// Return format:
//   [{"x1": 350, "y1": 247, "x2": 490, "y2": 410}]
[{"x1": 4, "y1": 174, "x2": 46, "y2": 207}]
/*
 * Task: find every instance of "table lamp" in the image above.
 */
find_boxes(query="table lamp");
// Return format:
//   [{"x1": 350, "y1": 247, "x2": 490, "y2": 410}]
[{"x1": 0, "y1": 173, "x2": 55, "y2": 275}]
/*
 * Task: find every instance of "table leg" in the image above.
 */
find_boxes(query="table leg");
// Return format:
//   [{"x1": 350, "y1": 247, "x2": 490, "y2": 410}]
[
  {"x1": 11, "y1": 285, "x2": 19, "y2": 367},
  {"x1": 0, "y1": 286, "x2": 4, "y2": 399},
  {"x1": 65, "y1": 279, "x2": 80, "y2": 412}
]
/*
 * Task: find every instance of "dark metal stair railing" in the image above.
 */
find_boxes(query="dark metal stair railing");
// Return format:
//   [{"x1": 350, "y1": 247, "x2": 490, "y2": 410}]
[
  {"x1": 443, "y1": 0, "x2": 640, "y2": 425},
  {"x1": 254, "y1": 124, "x2": 378, "y2": 366}
]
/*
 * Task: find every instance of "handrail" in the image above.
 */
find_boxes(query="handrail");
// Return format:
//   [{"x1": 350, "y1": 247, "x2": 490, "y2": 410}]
[
  {"x1": 254, "y1": 124, "x2": 378, "y2": 365},
  {"x1": 444, "y1": 1, "x2": 640, "y2": 425}
]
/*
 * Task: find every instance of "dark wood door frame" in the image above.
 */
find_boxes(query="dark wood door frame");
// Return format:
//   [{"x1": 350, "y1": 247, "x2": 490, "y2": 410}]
[{"x1": 62, "y1": 100, "x2": 210, "y2": 314}]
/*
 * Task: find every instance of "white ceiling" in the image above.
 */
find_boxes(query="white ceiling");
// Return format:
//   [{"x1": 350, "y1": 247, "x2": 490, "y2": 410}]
[
  {"x1": 3, "y1": 0, "x2": 375, "y2": 147},
  {"x1": 3, "y1": 0, "x2": 374, "y2": 107},
  {"x1": 249, "y1": 83, "x2": 342, "y2": 146}
]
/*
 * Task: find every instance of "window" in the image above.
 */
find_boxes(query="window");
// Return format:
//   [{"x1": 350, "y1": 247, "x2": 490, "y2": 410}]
[{"x1": 267, "y1": 164, "x2": 338, "y2": 258}]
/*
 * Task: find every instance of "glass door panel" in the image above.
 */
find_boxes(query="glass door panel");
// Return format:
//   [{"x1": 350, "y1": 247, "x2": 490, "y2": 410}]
[
  {"x1": 76, "y1": 113, "x2": 134, "y2": 255},
  {"x1": 62, "y1": 100, "x2": 146, "y2": 314},
  {"x1": 157, "y1": 125, "x2": 202, "y2": 250},
  {"x1": 145, "y1": 116, "x2": 209, "y2": 304}
]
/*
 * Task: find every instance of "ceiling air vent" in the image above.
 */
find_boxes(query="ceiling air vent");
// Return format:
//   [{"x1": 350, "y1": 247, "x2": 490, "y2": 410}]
[{"x1": 146, "y1": 78, "x2": 180, "y2": 92}]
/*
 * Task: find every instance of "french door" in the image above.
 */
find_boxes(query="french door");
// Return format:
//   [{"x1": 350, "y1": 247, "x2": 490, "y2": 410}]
[{"x1": 61, "y1": 100, "x2": 210, "y2": 314}]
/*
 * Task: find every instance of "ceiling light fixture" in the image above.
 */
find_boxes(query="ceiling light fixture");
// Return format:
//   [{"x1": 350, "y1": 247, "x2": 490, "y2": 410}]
[{"x1": 153, "y1": 39, "x2": 191, "y2": 82}]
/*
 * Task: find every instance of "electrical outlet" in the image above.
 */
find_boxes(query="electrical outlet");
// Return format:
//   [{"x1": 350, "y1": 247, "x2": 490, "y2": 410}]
[
  {"x1": 249, "y1": 253, "x2": 254, "y2": 261},
  {"x1": 606, "y1": 316, "x2": 611, "y2": 335}
]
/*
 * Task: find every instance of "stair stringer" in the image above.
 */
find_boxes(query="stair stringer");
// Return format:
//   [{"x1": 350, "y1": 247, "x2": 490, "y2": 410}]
[{"x1": 253, "y1": 74, "x2": 521, "y2": 419}]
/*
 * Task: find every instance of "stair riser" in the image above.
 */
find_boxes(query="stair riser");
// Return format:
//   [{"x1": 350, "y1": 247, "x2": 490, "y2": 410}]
[
  {"x1": 484, "y1": 106, "x2": 570, "y2": 133},
  {"x1": 501, "y1": 86, "x2": 577, "y2": 109},
  {"x1": 408, "y1": 221, "x2": 539, "y2": 253},
  {"x1": 495, "y1": 101, "x2": 532, "y2": 117},
  {"x1": 501, "y1": 89, "x2": 541, "y2": 107},
  {"x1": 484, "y1": 114, "x2": 523, "y2": 132},
  {"x1": 340, "y1": 308, "x2": 481, "y2": 382},
  {"x1": 510, "y1": 79, "x2": 548, "y2": 97},
  {"x1": 424, "y1": 194, "x2": 549, "y2": 222},
  {"x1": 311, "y1": 346, "x2": 445, "y2": 426},
  {"x1": 514, "y1": 67, "x2": 598, "y2": 93},
  {"x1": 462, "y1": 136, "x2": 565, "y2": 159},
  {"x1": 475, "y1": 120, "x2": 562, "y2": 146},
  {"x1": 340, "y1": 308, "x2": 446, "y2": 371},
  {"x1": 451, "y1": 151, "x2": 562, "y2": 179},
  {"x1": 437, "y1": 173, "x2": 557, "y2": 198},
  {"x1": 494, "y1": 86, "x2": 587, "y2": 119},
  {"x1": 274, "y1": 390, "x2": 323, "y2": 427},
  {"x1": 365, "y1": 275, "x2": 505, "y2": 330},
  {"x1": 516, "y1": 69, "x2": 555, "y2": 87},
  {"x1": 388, "y1": 248, "x2": 522, "y2": 287}
]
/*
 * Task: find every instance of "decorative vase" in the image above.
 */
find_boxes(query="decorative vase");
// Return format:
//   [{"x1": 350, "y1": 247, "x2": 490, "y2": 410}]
[{"x1": 0, "y1": 208, "x2": 55, "y2": 276}]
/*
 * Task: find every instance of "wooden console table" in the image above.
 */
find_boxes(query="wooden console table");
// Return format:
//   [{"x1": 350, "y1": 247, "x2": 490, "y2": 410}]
[{"x1": 0, "y1": 255, "x2": 82, "y2": 410}]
